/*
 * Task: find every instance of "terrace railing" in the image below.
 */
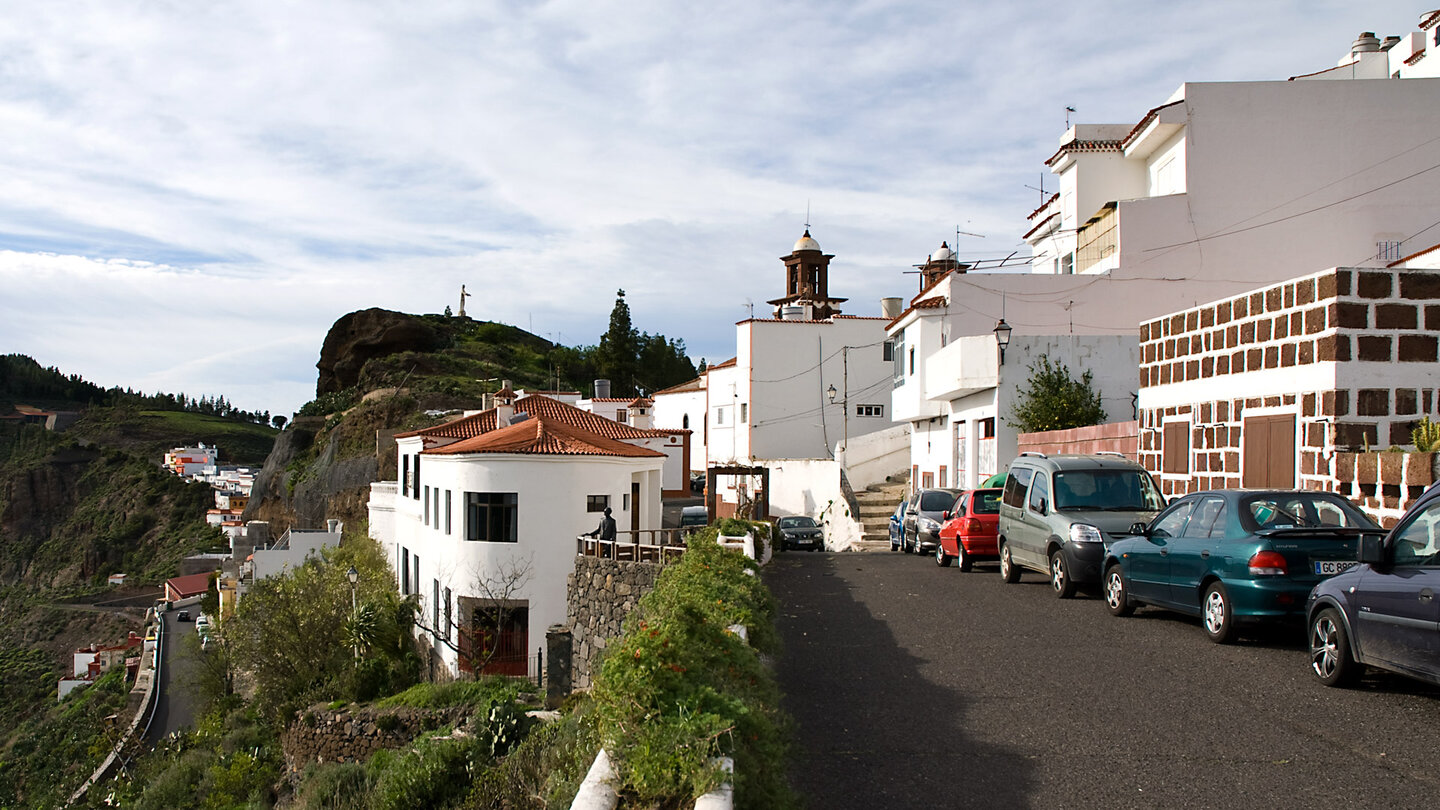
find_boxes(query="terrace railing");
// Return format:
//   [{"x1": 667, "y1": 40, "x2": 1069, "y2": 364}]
[{"x1": 575, "y1": 529, "x2": 689, "y2": 563}]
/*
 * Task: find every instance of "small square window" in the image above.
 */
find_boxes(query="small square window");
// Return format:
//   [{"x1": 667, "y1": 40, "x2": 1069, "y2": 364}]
[
  {"x1": 740, "y1": 403, "x2": 748, "y2": 423},
  {"x1": 587, "y1": 495, "x2": 609, "y2": 512}
]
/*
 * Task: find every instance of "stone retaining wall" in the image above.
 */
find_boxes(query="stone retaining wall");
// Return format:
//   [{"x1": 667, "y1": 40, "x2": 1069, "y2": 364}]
[
  {"x1": 280, "y1": 705, "x2": 465, "y2": 773},
  {"x1": 566, "y1": 556, "x2": 664, "y2": 689}
]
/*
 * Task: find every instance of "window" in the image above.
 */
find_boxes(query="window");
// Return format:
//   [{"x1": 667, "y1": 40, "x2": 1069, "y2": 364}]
[
  {"x1": 1028, "y1": 473, "x2": 1051, "y2": 514},
  {"x1": 445, "y1": 490, "x2": 452, "y2": 535},
  {"x1": 623, "y1": 493, "x2": 630, "y2": 510},
  {"x1": 424, "y1": 485, "x2": 431, "y2": 525},
  {"x1": 980, "y1": 418, "x2": 996, "y2": 439},
  {"x1": 1392, "y1": 500, "x2": 1440, "y2": 567},
  {"x1": 682, "y1": 414, "x2": 689, "y2": 429},
  {"x1": 413, "y1": 455, "x2": 421, "y2": 500},
  {"x1": 1163, "y1": 421, "x2": 1190, "y2": 475},
  {"x1": 413, "y1": 555, "x2": 419, "y2": 599},
  {"x1": 856, "y1": 404, "x2": 884, "y2": 417},
  {"x1": 1182, "y1": 497, "x2": 1227, "y2": 539},
  {"x1": 434, "y1": 488, "x2": 440, "y2": 527},
  {"x1": 908, "y1": 347, "x2": 916, "y2": 375},
  {"x1": 1377, "y1": 241, "x2": 1403, "y2": 262},
  {"x1": 443, "y1": 587, "x2": 452, "y2": 641},
  {"x1": 883, "y1": 340, "x2": 894, "y2": 362},
  {"x1": 922, "y1": 472, "x2": 934, "y2": 488},
  {"x1": 465, "y1": 492, "x2": 518, "y2": 542},
  {"x1": 893, "y1": 333, "x2": 906, "y2": 387},
  {"x1": 1151, "y1": 501, "x2": 1195, "y2": 539},
  {"x1": 716, "y1": 407, "x2": 725, "y2": 426},
  {"x1": 740, "y1": 403, "x2": 748, "y2": 423},
  {"x1": 433, "y1": 579, "x2": 440, "y2": 638},
  {"x1": 401, "y1": 454, "x2": 410, "y2": 496},
  {"x1": 401, "y1": 548, "x2": 410, "y2": 595},
  {"x1": 587, "y1": 495, "x2": 609, "y2": 512},
  {"x1": 616, "y1": 409, "x2": 628, "y2": 423},
  {"x1": 1059, "y1": 252, "x2": 1074, "y2": 275},
  {"x1": 939, "y1": 466, "x2": 947, "y2": 488},
  {"x1": 1002, "y1": 467, "x2": 1034, "y2": 509}
]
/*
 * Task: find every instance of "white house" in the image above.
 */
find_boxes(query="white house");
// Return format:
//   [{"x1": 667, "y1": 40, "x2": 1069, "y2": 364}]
[
  {"x1": 249, "y1": 523, "x2": 343, "y2": 582},
  {"x1": 893, "y1": 33, "x2": 1440, "y2": 489},
  {"x1": 651, "y1": 375, "x2": 708, "y2": 474},
  {"x1": 368, "y1": 387, "x2": 666, "y2": 678}
]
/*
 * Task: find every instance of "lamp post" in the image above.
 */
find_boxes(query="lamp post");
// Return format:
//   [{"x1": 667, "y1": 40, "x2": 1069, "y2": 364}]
[
  {"x1": 346, "y1": 566, "x2": 359, "y2": 665},
  {"x1": 993, "y1": 319, "x2": 1013, "y2": 366},
  {"x1": 826, "y1": 347, "x2": 850, "y2": 462}
]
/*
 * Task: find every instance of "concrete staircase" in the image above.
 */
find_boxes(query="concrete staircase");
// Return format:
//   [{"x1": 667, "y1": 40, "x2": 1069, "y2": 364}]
[{"x1": 850, "y1": 474, "x2": 909, "y2": 552}]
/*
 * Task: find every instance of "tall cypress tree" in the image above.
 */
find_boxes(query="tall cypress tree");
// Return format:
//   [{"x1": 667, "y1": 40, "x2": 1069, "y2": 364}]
[{"x1": 596, "y1": 289, "x2": 639, "y2": 397}]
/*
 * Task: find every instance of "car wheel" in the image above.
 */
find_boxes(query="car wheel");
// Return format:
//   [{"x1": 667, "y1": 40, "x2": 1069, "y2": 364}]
[
  {"x1": 1000, "y1": 541, "x2": 1020, "y2": 583},
  {"x1": 1309, "y1": 608, "x2": 1359, "y2": 687},
  {"x1": 935, "y1": 544, "x2": 952, "y2": 567},
  {"x1": 1202, "y1": 582, "x2": 1236, "y2": 643},
  {"x1": 1049, "y1": 550, "x2": 1076, "y2": 599},
  {"x1": 1103, "y1": 563, "x2": 1134, "y2": 617},
  {"x1": 957, "y1": 544, "x2": 973, "y2": 573}
]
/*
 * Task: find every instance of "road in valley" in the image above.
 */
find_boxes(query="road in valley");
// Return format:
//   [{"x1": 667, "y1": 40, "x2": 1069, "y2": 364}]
[{"x1": 767, "y1": 551, "x2": 1440, "y2": 808}]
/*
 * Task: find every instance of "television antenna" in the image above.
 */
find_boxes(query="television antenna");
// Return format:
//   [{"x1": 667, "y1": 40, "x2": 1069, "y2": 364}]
[{"x1": 1024, "y1": 172, "x2": 1048, "y2": 207}]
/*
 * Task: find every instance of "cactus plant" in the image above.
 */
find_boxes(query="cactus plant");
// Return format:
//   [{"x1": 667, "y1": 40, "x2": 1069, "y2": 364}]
[{"x1": 1413, "y1": 417, "x2": 1440, "y2": 452}]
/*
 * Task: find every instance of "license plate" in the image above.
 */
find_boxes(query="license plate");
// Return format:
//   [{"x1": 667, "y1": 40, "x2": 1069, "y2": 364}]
[{"x1": 1314, "y1": 560, "x2": 1357, "y2": 576}]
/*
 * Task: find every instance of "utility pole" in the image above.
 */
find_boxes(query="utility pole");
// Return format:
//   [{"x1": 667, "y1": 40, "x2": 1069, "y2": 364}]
[{"x1": 842, "y1": 346, "x2": 849, "y2": 456}]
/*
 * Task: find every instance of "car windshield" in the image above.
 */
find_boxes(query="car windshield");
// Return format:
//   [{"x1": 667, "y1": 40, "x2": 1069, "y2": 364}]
[
  {"x1": 778, "y1": 516, "x2": 817, "y2": 529},
  {"x1": 973, "y1": 490, "x2": 1001, "y2": 514},
  {"x1": 1052, "y1": 469, "x2": 1165, "y2": 512},
  {"x1": 919, "y1": 491, "x2": 956, "y2": 511},
  {"x1": 1240, "y1": 493, "x2": 1377, "y2": 532}
]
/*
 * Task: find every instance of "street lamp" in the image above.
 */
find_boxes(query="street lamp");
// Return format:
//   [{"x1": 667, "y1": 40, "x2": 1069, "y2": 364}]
[
  {"x1": 826, "y1": 384, "x2": 838, "y2": 403},
  {"x1": 993, "y1": 319, "x2": 1013, "y2": 365},
  {"x1": 346, "y1": 566, "x2": 359, "y2": 665}
]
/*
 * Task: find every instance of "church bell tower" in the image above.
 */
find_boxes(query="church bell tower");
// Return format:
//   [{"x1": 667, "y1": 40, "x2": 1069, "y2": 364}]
[{"x1": 767, "y1": 230, "x2": 848, "y2": 319}]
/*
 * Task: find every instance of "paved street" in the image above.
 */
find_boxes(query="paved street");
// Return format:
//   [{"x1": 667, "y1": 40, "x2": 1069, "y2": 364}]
[
  {"x1": 767, "y1": 551, "x2": 1440, "y2": 809},
  {"x1": 145, "y1": 609, "x2": 199, "y2": 741}
]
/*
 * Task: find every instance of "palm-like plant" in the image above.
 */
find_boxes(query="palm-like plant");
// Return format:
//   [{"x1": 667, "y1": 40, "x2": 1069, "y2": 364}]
[{"x1": 1414, "y1": 417, "x2": 1440, "y2": 452}]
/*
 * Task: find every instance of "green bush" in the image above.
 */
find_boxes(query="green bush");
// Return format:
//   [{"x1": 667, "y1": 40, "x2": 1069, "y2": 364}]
[
  {"x1": 292, "y1": 761, "x2": 371, "y2": 810},
  {"x1": 591, "y1": 531, "x2": 795, "y2": 809},
  {"x1": 375, "y1": 677, "x2": 520, "y2": 711},
  {"x1": 369, "y1": 734, "x2": 487, "y2": 810},
  {"x1": 464, "y1": 698, "x2": 600, "y2": 809}
]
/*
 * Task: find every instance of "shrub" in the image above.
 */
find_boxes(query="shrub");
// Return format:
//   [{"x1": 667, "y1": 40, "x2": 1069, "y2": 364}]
[
  {"x1": 464, "y1": 698, "x2": 600, "y2": 809},
  {"x1": 292, "y1": 761, "x2": 371, "y2": 810},
  {"x1": 591, "y1": 532, "x2": 796, "y2": 809},
  {"x1": 368, "y1": 734, "x2": 488, "y2": 810}
]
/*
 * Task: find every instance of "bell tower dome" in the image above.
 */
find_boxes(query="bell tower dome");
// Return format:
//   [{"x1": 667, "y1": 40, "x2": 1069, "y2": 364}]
[{"x1": 766, "y1": 230, "x2": 848, "y2": 319}]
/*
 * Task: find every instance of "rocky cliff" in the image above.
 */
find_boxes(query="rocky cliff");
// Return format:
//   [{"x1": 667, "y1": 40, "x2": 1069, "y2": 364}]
[{"x1": 315, "y1": 308, "x2": 444, "y2": 396}]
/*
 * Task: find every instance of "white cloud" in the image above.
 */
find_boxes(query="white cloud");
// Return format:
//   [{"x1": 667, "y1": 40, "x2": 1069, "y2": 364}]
[{"x1": 0, "y1": 1, "x2": 1427, "y2": 414}]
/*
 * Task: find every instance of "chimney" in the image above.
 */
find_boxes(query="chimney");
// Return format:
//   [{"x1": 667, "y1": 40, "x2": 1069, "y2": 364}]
[
  {"x1": 327, "y1": 518, "x2": 340, "y2": 534},
  {"x1": 628, "y1": 397, "x2": 653, "y2": 429},
  {"x1": 880, "y1": 297, "x2": 903, "y2": 319},
  {"x1": 1351, "y1": 31, "x2": 1381, "y2": 54},
  {"x1": 495, "y1": 380, "x2": 517, "y2": 427},
  {"x1": 594, "y1": 379, "x2": 611, "y2": 399}
]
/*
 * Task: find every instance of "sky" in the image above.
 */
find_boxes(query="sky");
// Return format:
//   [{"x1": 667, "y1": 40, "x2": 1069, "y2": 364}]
[{"x1": 0, "y1": 1, "x2": 1430, "y2": 418}]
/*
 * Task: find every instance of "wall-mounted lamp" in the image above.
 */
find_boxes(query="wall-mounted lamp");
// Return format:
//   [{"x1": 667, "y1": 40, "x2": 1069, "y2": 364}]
[
  {"x1": 993, "y1": 319, "x2": 1013, "y2": 365},
  {"x1": 826, "y1": 384, "x2": 838, "y2": 404}
]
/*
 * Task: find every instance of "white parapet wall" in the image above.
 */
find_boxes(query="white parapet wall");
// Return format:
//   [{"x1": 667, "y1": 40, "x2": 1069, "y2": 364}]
[
  {"x1": 835, "y1": 423, "x2": 910, "y2": 491},
  {"x1": 762, "y1": 458, "x2": 865, "y2": 551}
]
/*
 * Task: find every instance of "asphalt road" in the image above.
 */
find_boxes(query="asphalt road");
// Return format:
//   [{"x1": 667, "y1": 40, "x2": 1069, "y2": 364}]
[
  {"x1": 766, "y1": 551, "x2": 1440, "y2": 809},
  {"x1": 145, "y1": 608, "x2": 199, "y2": 741}
]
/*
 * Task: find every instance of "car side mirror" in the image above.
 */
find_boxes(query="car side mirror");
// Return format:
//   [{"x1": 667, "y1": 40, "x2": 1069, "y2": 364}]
[
  {"x1": 1035, "y1": 499, "x2": 1048, "y2": 516},
  {"x1": 1129, "y1": 522, "x2": 1148, "y2": 536},
  {"x1": 942, "y1": 511, "x2": 950, "y2": 521},
  {"x1": 1358, "y1": 533, "x2": 1386, "y2": 564}
]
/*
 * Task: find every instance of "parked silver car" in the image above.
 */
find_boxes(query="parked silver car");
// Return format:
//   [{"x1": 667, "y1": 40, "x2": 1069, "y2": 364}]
[{"x1": 905, "y1": 488, "x2": 962, "y2": 555}]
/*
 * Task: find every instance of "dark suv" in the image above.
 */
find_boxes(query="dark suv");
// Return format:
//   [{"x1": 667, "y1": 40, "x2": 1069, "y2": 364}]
[
  {"x1": 905, "y1": 488, "x2": 962, "y2": 555},
  {"x1": 997, "y1": 453, "x2": 1165, "y2": 597}
]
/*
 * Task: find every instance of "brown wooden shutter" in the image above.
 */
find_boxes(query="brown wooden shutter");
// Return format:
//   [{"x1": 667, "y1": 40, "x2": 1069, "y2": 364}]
[
  {"x1": 1242, "y1": 414, "x2": 1296, "y2": 488},
  {"x1": 1162, "y1": 422, "x2": 1189, "y2": 474}
]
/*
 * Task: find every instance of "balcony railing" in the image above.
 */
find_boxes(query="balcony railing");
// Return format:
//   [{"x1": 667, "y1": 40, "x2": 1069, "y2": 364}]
[{"x1": 575, "y1": 529, "x2": 689, "y2": 562}]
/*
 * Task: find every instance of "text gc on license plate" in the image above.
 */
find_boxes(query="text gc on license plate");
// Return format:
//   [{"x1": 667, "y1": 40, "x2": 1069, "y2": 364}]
[{"x1": 1314, "y1": 560, "x2": 1358, "y2": 576}]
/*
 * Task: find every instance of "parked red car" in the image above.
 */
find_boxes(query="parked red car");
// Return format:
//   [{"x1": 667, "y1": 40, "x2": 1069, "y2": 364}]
[{"x1": 936, "y1": 488, "x2": 1003, "y2": 571}]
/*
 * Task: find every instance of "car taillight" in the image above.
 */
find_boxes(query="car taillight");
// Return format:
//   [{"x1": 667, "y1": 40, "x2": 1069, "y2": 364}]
[
  {"x1": 1248, "y1": 550, "x2": 1288, "y2": 576},
  {"x1": 965, "y1": 518, "x2": 982, "y2": 534}
]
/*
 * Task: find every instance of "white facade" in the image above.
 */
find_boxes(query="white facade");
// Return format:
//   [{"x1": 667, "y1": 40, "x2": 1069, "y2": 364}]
[
  {"x1": 891, "y1": 318, "x2": 1139, "y2": 490},
  {"x1": 651, "y1": 378, "x2": 708, "y2": 472},
  {"x1": 371, "y1": 441, "x2": 662, "y2": 678},
  {"x1": 706, "y1": 317, "x2": 894, "y2": 466},
  {"x1": 250, "y1": 526, "x2": 342, "y2": 581}
]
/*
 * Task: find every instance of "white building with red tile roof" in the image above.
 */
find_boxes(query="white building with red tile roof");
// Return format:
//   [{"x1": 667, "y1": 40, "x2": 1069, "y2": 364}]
[{"x1": 368, "y1": 388, "x2": 666, "y2": 679}]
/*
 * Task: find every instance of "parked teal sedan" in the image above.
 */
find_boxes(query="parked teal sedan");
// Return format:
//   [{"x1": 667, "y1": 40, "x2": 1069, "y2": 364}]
[{"x1": 1102, "y1": 490, "x2": 1380, "y2": 643}]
